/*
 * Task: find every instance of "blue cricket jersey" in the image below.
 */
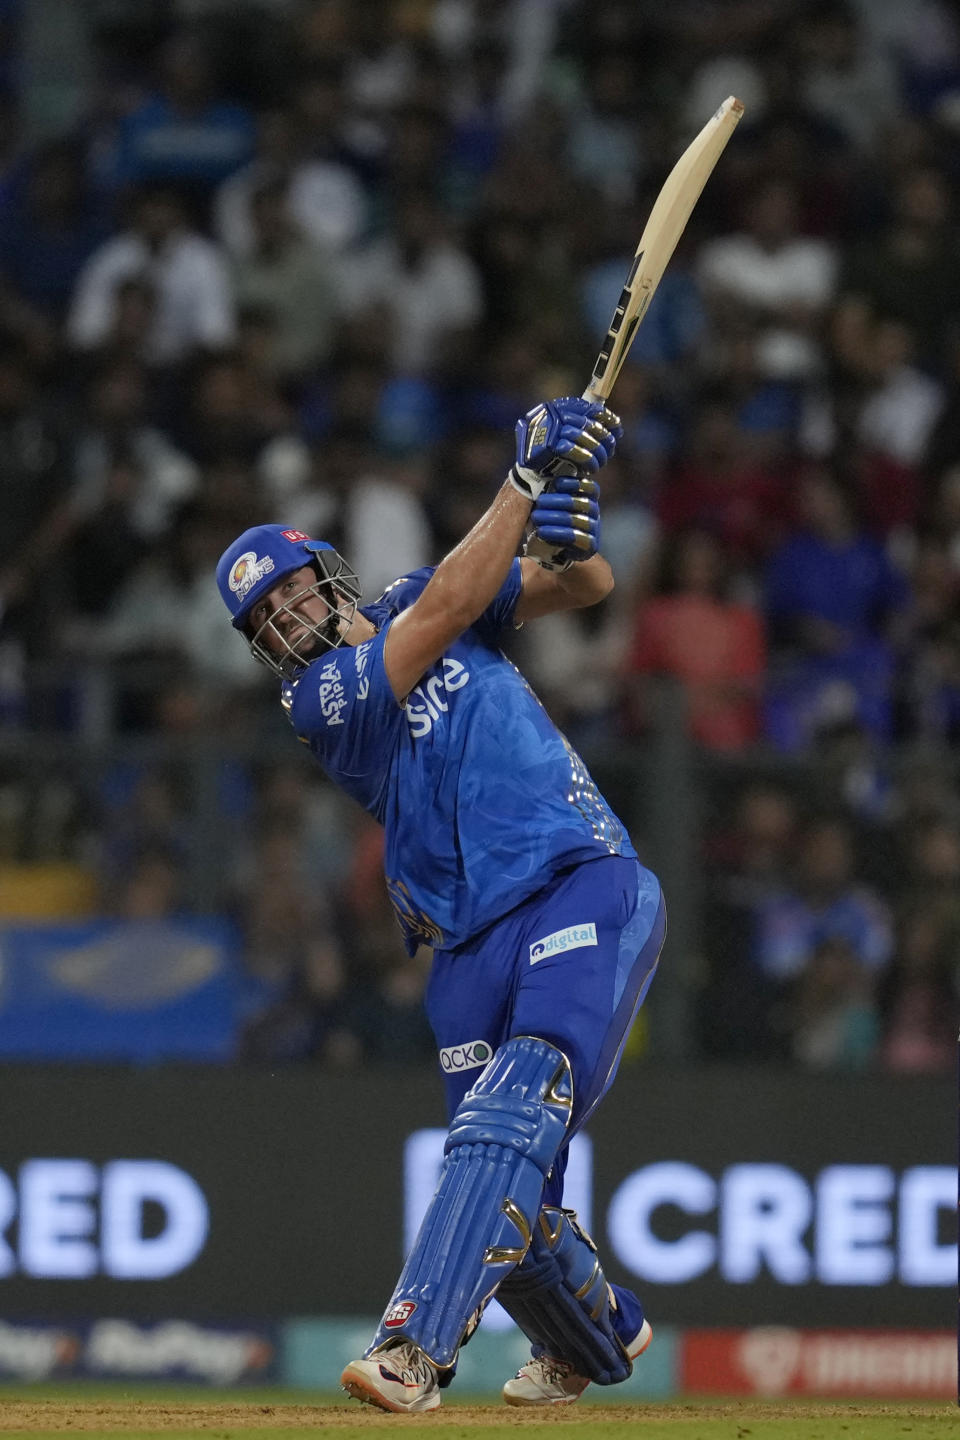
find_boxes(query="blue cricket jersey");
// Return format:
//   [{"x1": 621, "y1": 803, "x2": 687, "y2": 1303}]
[{"x1": 283, "y1": 562, "x2": 636, "y2": 953}]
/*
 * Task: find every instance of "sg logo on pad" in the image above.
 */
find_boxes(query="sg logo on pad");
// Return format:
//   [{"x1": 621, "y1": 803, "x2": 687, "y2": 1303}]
[{"x1": 384, "y1": 1300, "x2": 417, "y2": 1328}]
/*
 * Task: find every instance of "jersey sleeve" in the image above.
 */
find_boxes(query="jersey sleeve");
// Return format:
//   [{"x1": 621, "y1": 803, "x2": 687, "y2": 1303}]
[
  {"x1": 289, "y1": 631, "x2": 403, "y2": 779},
  {"x1": 368, "y1": 568, "x2": 433, "y2": 615},
  {"x1": 368, "y1": 561, "x2": 521, "y2": 648}
]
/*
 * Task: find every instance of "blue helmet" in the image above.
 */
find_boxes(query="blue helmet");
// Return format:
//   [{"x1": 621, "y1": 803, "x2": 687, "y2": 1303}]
[{"x1": 216, "y1": 524, "x2": 362, "y2": 678}]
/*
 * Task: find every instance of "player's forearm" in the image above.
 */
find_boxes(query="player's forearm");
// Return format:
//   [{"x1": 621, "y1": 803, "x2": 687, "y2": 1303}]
[
  {"x1": 425, "y1": 479, "x2": 532, "y2": 628},
  {"x1": 555, "y1": 554, "x2": 614, "y2": 606}
]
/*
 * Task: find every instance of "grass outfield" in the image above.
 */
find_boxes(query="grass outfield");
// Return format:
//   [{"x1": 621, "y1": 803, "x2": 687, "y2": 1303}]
[{"x1": 0, "y1": 1388, "x2": 954, "y2": 1439}]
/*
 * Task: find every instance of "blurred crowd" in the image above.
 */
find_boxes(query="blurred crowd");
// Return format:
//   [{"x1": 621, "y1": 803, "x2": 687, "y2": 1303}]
[{"x1": 2, "y1": 0, "x2": 960, "y2": 1070}]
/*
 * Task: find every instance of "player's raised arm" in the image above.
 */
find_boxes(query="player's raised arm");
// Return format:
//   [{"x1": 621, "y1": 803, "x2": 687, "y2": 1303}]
[{"x1": 383, "y1": 397, "x2": 619, "y2": 701}]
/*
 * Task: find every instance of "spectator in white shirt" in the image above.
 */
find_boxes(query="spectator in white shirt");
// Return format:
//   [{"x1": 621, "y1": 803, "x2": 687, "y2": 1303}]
[
  {"x1": 69, "y1": 359, "x2": 200, "y2": 543},
  {"x1": 231, "y1": 176, "x2": 339, "y2": 379},
  {"x1": 213, "y1": 94, "x2": 369, "y2": 261},
  {"x1": 795, "y1": 0, "x2": 902, "y2": 154},
  {"x1": 343, "y1": 451, "x2": 433, "y2": 598},
  {"x1": 342, "y1": 195, "x2": 483, "y2": 375},
  {"x1": 696, "y1": 176, "x2": 838, "y2": 381},
  {"x1": 67, "y1": 185, "x2": 236, "y2": 366},
  {"x1": 801, "y1": 317, "x2": 946, "y2": 475},
  {"x1": 855, "y1": 318, "x2": 946, "y2": 468}
]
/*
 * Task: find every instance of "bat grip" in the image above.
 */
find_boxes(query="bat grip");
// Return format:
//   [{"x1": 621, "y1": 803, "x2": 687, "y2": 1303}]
[
  {"x1": 582, "y1": 383, "x2": 609, "y2": 404},
  {"x1": 524, "y1": 533, "x2": 568, "y2": 566}
]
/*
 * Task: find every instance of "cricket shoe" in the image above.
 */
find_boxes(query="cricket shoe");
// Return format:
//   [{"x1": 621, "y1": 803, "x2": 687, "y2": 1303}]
[
  {"x1": 502, "y1": 1318, "x2": 653, "y2": 1406},
  {"x1": 341, "y1": 1341, "x2": 441, "y2": 1413}
]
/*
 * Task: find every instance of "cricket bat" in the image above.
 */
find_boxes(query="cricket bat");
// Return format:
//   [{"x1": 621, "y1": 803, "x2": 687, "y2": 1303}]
[
  {"x1": 527, "y1": 94, "x2": 744, "y2": 562},
  {"x1": 583, "y1": 94, "x2": 744, "y2": 405}
]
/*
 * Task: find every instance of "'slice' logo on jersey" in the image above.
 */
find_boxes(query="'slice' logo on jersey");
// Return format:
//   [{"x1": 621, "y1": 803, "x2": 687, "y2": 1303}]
[
  {"x1": 384, "y1": 1300, "x2": 417, "y2": 1328},
  {"x1": 404, "y1": 658, "x2": 470, "y2": 738},
  {"x1": 439, "y1": 1040, "x2": 492, "y2": 1073},
  {"x1": 228, "y1": 551, "x2": 274, "y2": 601},
  {"x1": 529, "y1": 923, "x2": 597, "y2": 964}
]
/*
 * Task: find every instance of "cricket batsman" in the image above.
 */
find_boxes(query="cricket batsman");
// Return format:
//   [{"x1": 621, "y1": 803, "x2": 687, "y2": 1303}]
[{"x1": 216, "y1": 396, "x2": 666, "y2": 1411}]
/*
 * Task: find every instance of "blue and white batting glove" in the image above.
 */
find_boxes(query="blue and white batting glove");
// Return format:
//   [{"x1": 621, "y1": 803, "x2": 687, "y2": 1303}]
[
  {"x1": 528, "y1": 475, "x2": 601, "y2": 567},
  {"x1": 509, "y1": 397, "x2": 622, "y2": 501}
]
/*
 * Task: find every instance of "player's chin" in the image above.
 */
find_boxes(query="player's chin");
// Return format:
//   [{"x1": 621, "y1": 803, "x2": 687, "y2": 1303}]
[{"x1": 292, "y1": 633, "x2": 323, "y2": 663}]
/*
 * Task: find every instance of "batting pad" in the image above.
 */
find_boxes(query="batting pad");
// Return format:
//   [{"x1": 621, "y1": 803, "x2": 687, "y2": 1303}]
[
  {"x1": 366, "y1": 1036, "x2": 573, "y2": 1367},
  {"x1": 497, "y1": 1205, "x2": 633, "y2": 1384}
]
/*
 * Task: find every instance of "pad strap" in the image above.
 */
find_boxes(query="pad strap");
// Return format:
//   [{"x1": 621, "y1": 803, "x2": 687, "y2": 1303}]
[
  {"x1": 366, "y1": 1037, "x2": 573, "y2": 1367},
  {"x1": 497, "y1": 1207, "x2": 633, "y2": 1385}
]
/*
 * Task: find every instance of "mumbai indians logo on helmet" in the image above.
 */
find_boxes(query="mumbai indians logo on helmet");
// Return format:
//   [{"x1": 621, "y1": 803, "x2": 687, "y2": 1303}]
[{"x1": 228, "y1": 551, "x2": 275, "y2": 602}]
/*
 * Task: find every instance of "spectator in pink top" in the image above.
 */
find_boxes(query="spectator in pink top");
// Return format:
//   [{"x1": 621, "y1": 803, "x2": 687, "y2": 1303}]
[{"x1": 621, "y1": 528, "x2": 766, "y2": 751}]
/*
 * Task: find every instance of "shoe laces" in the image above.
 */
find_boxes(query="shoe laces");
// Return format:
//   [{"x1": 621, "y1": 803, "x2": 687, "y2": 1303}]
[
  {"x1": 531, "y1": 1355, "x2": 577, "y2": 1387},
  {"x1": 380, "y1": 1342, "x2": 436, "y2": 1385}
]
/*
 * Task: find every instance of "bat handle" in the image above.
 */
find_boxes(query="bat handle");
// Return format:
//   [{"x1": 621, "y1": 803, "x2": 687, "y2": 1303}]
[
  {"x1": 524, "y1": 532, "x2": 568, "y2": 566},
  {"x1": 582, "y1": 383, "x2": 608, "y2": 405}
]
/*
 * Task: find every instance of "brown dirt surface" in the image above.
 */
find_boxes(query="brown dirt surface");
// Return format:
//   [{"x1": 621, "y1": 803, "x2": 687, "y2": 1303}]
[{"x1": 0, "y1": 1401, "x2": 949, "y2": 1430}]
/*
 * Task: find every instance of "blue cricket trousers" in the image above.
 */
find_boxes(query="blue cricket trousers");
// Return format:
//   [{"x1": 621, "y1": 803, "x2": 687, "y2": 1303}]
[{"x1": 425, "y1": 853, "x2": 665, "y2": 1207}]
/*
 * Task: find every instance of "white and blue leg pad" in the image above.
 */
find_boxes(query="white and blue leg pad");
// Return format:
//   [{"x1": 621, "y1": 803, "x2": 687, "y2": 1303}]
[
  {"x1": 365, "y1": 1036, "x2": 572, "y2": 1368},
  {"x1": 496, "y1": 1206, "x2": 633, "y2": 1384}
]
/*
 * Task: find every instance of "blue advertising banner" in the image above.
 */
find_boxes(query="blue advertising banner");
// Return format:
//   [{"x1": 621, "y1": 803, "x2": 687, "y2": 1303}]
[{"x1": 0, "y1": 920, "x2": 239, "y2": 1060}]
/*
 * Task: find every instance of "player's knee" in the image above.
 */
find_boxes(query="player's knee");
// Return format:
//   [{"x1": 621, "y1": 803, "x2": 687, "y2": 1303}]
[{"x1": 446, "y1": 1035, "x2": 572, "y2": 1176}]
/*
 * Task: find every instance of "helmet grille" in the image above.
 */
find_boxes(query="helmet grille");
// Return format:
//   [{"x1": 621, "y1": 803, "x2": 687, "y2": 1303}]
[{"x1": 246, "y1": 550, "x2": 362, "y2": 678}]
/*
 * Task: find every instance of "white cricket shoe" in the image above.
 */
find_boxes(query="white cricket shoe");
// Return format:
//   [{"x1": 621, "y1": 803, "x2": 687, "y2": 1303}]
[
  {"x1": 341, "y1": 1341, "x2": 441, "y2": 1413},
  {"x1": 502, "y1": 1318, "x2": 652, "y2": 1406}
]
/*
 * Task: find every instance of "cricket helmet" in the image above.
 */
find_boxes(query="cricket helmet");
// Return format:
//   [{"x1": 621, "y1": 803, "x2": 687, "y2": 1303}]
[{"x1": 216, "y1": 524, "x2": 362, "y2": 678}]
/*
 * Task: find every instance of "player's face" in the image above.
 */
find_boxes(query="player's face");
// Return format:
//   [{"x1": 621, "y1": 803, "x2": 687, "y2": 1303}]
[{"x1": 249, "y1": 565, "x2": 333, "y2": 661}]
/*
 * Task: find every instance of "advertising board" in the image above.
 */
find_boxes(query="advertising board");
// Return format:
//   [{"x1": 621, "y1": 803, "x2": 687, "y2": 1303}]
[{"x1": 0, "y1": 1066, "x2": 952, "y2": 1329}]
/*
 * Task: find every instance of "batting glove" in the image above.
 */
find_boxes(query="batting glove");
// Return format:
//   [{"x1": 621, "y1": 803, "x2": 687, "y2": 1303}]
[
  {"x1": 509, "y1": 397, "x2": 622, "y2": 501},
  {"x1": 526, "y1": 475, "x2": 601, "y2": 570}
]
